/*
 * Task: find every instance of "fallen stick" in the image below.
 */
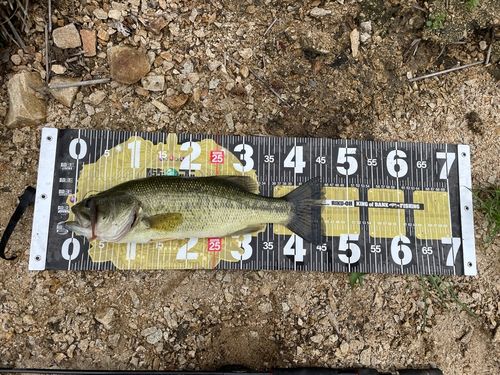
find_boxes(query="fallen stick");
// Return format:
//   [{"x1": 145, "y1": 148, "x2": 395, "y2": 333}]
[
  {"x1": 226, "y1": 55, "x2": 291, "y2": 108},
  {"x1": 408, "y1": 60, "x2": 484, "y2": 82},
  {"x1": 485, "y1": 28, "x2": 495, "y2": 65},
  {"x1": 47, "y1": 78, "x2": 110, "y2": 89},
  {"x1": 264, "y1": 18, "x2": 278, "y2": 36}
]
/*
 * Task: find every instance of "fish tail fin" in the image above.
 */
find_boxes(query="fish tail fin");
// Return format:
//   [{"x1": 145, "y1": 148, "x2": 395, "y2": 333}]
[{"x1": 283, "y1": 177, "x2": 325, "y2": 245}]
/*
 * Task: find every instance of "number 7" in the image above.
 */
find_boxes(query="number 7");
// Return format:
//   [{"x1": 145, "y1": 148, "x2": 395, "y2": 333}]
[{"x1": 436, "y1": 152, "x2": 456, "y2": 179}]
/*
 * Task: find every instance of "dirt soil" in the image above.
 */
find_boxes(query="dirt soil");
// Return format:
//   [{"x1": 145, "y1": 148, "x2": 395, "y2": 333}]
[{"x1": 1, "y1": 0, "x2": 500, "y2": 374}]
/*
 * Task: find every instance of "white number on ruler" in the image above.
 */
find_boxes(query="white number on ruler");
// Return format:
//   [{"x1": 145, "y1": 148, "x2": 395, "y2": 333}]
[
  {"x1": 391, "y1": 235, "x2": 412, "y2": 265},
  {"x1": 283, "y1": 234, "x2": 306, "y2": 262},
  {"x1": 180, "y1": 142, "x2": 202, "y2": 171},
  {"x1": 436, "y1": 152, "x2": 456, "y2": 179},
  {"x1": 158, "y1": 150, "x2": 168, "y2": 159},
  {"x1": 422, "y1": 246, "x2": 433, "y2": 255},
  {"x1": 367, "y1": 158, "x2": 377, "y2": 167},
  {"x1": 370, "y1": 244, "x2": 381, "y2": 253},
  {"x1": 338, "y1": 233, "x2": 360, "y2": 263},
  {"x1": 316, "y1": 156, "x2": 326, "y2": 164},
  {"x1": 233, "y1": 144, "x2": 254, "y2": 173},
  {"x1": 416, "y1": 160, "x2": 427, "y2": 169},
  {"x1": 316, "y1": 244, "x2": 327, "y2": 251},
  {"x1": 336, "y1": 148, "x2": 358, "y2": 175},
  {"x1": 127, "y1": 140, "x2": 141, "y2": 169},
  {"x1": 284, "y1": 146, "x2": 306, "y2": 174},
  {"x1": 387, "y1": 150, "x2": 408, "y2": 178},
  {"x1": 264, "y1": 155, "x2": 274, "y2": 163},
  {"x1": 263, "y1": 242, "x2": 273, "y2": 250},
  {"x1": 61, "y1": 238, "x2": 80, "y2": 261},
  {"x1": 69, "y1": 139, "x2": 87, "y2": 160},
  {"x1": 176, "y1": 238, "x2": 199, "y2": 260},
  {"x1": 231, "y1": 234, "x2": 253, "y2": 260},
  {"x1": 442, "y1": 237, "x2": 461, "y2": 266},
  {"x1": 104, "y1": 150, "x2": 110, "y2": 157}
]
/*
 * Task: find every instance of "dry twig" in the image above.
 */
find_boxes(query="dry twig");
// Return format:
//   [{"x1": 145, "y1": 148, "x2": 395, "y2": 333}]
[
  {"x1": 264, "y1": 18, "x2": 278, "y2": 36},
  {"x1": 408, "y1": 61, "x2": 484, "y2": 82}
]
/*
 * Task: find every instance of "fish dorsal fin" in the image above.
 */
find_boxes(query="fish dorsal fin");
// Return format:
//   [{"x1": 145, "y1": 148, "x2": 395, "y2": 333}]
[
  {"x1": 144, "y1": 213, "x2": 183, "y2": 232},
  {"x1": 213, "y1": 176, "x2": 259, "y2": 193},
  {"x1": 226, "y1": 223, "x2": 265, "y2": 237}
]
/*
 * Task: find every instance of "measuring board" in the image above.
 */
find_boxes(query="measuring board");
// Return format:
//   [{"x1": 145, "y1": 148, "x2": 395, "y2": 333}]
[{"x1": 29, "y1": 127, "x2": 476, "y2": 275}]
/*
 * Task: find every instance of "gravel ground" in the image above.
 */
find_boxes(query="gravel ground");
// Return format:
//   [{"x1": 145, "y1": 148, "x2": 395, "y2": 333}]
[{"x1": 1, "y1": 0, "x2": 500, "y2": 374}]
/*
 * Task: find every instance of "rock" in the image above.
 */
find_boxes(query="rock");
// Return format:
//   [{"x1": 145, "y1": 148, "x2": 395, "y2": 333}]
[
  {"x1": 95, "y1": 307, "x2": 117, "y2": 329},
  {"x1": 360, "y1": 33, "x2": 371, "y2": 43},
  {"x1": 479, "y1": 41, "x2": 488, "y2": 50},
  {"x1": 11, "y1": 54, "x2": 22, "y2": 65},
  {"x1": 97, "y1": 29, "x2": 109, "y2": 41},
  {"x1": 51, "y1": 64, "x2": 67, "y2": 74},
  {"x1": 360, "y1": 21, "x2": 372, "y2": 32},
  {"x1": 143, "y1": 328, "x2": 162, "y2": 345},
  {"x1": 85, "y1": 104, "x2": 95, "y2": 116},
  {"x1": 80, "y1": 29, "x2": 96, "y2": 57},
  {"x1": 142, "y1": 75, "x2": 165, "y2": 91},
  {"x1": 152, "y1": 99, "x2": 169, "y2": 112},
  {"x1": 209, "y1": 78, "x2": 219, "y2": 89},
  {"x1": 53, "y1": 24, "x2": 82, "y2": 49},
  {"x1": 78, "y1": 339, "x2": 89, "y2": 352},
  {"x1": 188, "y1": 73, "x2": 200, "y2": 84},
  {"x1": 148, "y1": 16, "x2": 167, "y2": 34},
  {"x1": 239, "y1": 48, "x2": 253, "y2": 60},
  {"x1": 350, "y1": 29, "x2": 360, "y2": 57},
  {"x1": 23, "y1": 315, "x2": 36, "y2": 325},
  {"x1": 5, "y1": 72, "x2": 47, "y2": 129},
  {"x1": 93, "y1": 8, "x2": 108, "y2": 20},
  {"x1": 297, "y1": 26, "x2": 335, "y2": 54},
  {"x1": 89, "y1": 90, "x2": 106, "y2": 106},
  {"x1": 164, "y1": 94, "x2": 188, "y2": 113},
  {"x1": 54, "y1": 353, "x2": 66, "y2": 362},
  {"x1": 258, "y1": 302, "x2": 273, "y2": 313},
  {"x1": 208, "y1": 61, "x2": 222, "y2": 71},
  {"x1": 48, "y1": 76, "x2": 81, "y2": 107},
  {"x1": 182, "y1": 60, "x2": 194, "y2": 74},
  {"x1": 310, "y1": 334, "x2": 324, "y2": 343},
  {"x1": 240, "y1": 65, "x2": 249, "y2": 78},
  {"x1": 107, "y1": 46, "x2": 151, "y2": 84},
  {"x1": 225, "y1": 113, "x2": 234, "y2": 130},
  {"x1": 108, "y1": 9, "x2": 122, "y2": 20},
  {"x1": 310, "y1": 7, "x2": 332, "y2": 18},
  {"x1": 359, "y1": 348, "x2": 372, "y2": 366}
]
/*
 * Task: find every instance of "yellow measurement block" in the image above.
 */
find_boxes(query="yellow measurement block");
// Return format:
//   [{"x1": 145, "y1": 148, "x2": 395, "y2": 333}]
[
  {"x1": 368, "y1": 189, "x2": 406, "y2": 238},
  {"x1": 413, "y1": 191, "x2": 451, "y2": 239},
  {"x1": 273, "y1": 186, "x2": 360, "y2": 237}
]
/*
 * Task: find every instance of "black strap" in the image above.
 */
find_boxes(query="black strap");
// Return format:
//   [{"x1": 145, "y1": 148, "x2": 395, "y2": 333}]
[{"x1": 0, "y1": 186, "x2": 36, "y2": 260}]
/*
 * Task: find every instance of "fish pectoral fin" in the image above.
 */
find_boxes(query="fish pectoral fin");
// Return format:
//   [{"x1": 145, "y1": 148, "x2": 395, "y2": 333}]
[
  {"x1": 144, "y1": 213, "x2": 184, "y2": 232},
  {"x1": 226, "y1": 224, "x2": 265, "y2": 237}
]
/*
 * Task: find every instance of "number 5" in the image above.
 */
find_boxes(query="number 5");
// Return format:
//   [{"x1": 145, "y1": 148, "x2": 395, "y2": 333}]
[
  {"x1": 337, "y1": 148, "x2": 358, "y2": 175},
  {"x1": 338, "y1": 233, "x2": 360, "y2": 263}
]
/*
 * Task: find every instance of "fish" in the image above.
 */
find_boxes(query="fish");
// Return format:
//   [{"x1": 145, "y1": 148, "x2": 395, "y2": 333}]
[{"x1": 64, "y1": 175, "x2": 325, "y2": 244}]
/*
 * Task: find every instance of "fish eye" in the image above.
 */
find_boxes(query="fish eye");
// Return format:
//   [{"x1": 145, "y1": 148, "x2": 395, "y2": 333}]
[{"x1": 86, "y1": 200, "x2": 92, "y2": 208}]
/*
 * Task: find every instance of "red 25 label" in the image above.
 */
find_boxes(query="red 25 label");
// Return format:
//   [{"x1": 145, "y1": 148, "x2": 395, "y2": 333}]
[
  {"x1": 210, "y1": 151, "x2": 224, "y2": 164},
  {"x1": 208, "y1": 238, "x2": 222, "y2": 251}
]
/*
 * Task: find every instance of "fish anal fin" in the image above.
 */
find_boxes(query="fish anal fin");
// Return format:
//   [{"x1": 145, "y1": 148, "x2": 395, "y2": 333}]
[
  {"x1": 145, "y1": 213, "x2": 183, "y2": 232},
  {"x1": 227, "y1": 223, "x2": 265, "y2": 237}
]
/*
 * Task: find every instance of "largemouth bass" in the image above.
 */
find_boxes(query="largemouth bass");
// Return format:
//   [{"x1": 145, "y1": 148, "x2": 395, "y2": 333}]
[{"x1": 64, "y1": 176, "x2": 324, "y2": 244}]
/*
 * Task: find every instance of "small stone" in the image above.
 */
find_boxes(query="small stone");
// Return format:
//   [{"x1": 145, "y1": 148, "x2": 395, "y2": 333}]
[
  {"x1": 85, "y1": 104, "x2": 95, "y2": 116},
  {"x1": 5, "y1": 72, "x2": 46, "y2": 129},
  {"x1": 479, "y1": 41, "x2": 488, "y2": 51},
  {"x1": 97, "y1": 28, "x2": 109, "y2": 41},
  {"x1": 359, "y1": 348, "x2": 372, "y2": 366},
  {"x1": 149, "y1": 16, "x2": 167, "y2": 34},
  {"x1": 80, "y1": 29, "x2": 96, "y2": 57},
  {"x1": 182, "y1": 81, "x2": 193, "y2": 94},
  {"x1": 360, "y1": 32, "x2": 371, "y2": 43},
  {"x1": 249, "y1": 331, "x2": 259, "y2": 340},
  {"x1": 246, "y1": 6, "x2": 255, "y2": 14},
  {"x1": 407, "y1": 71, "x2": 413, "y2": 80},
  {"x1": 340, "y1": 341, "x2": 349, "y2": 354},
  {"x1": 23, "y1": 315, "x2": 36, "y2": 325},
  {"x1": 188, "y1": 73, "x2": 200, "y2": 84},
  {"x1": 208, "y1": 61, "x2": 222, "y2": 71},
  {"x1": 53, "y1": 24, "x2": 82, "y2": 49},
  {"x1": 89, "y1": 90, "x2": 106, "y2": 106},
  {"x1": 48, "y1": 76, "x2": 81, "y2": 107},
  {"x1": 107, "y1": 46, "x2": 150, "y2": 84},
  {"x1": 142, "y1": 75, "x2": 165, "y2": 91},
  {"x1": 55, "y1": 353, "x2": 66, "y2": 362},
  {"x1": 192, "y1": 87, "x2": 201, "y2": 101},
  {"x1": 11, "y1": 54, "x2": 22, "y2": 65},
  {"x1": 95, "y1": 307, "x2": 117, "y2": 329},
  {"x1": 164, "y1": 94, "x2": 188, "y2": 112},
  {"x1": 147, "y1": 330, "x2": 163, "y2": 345},
  {"x1": 93, "y1": 8, "x2": 108, "y2": 20},
  {"x1": 258, "y1": 302, "x2": 273, "y2": 313},
  {"x1": 350, "y1": 29, "x2": 360, "y2": 57},
  {"x1": 209, "y1": 78, "x2": 219, "y2": 89},
  {"x1": 239, "y1": 48, "x2": 253, "y2": 60},
  {"x1": 78, "y1": 339, "x2": 89, "y2": 352},
  {"x1": 360, "y1": 21, "x2": 372, "y2": 32},
  {"x1": 308, "y1": 80, "x2": 317, "y2": 88},
  {"x1": 67, "y1": 344, "x2": 76, "y2": 358},
  {"x1": 108, "y1": 9, "x2": 122, "y2": 20},
  {"x1": 51, "y1": 64, "x2": 67, "y2": 74},
  {"x1": 310, "y1": 7, "x2": 332, "y2": 18},
  {"x1": 225, "y1": 113, "x2": 234, "y2": 130},
  {"x1": 311, "y1": 334, "x2": 324, "y2": 343},
  {"x1": 152, "y1": 99, "x2": 169, "y2": 112},
  {"x1": 189, "y1": 9, "x2": 198, "y2": 23},
  {"x1": 240, "y1": 65, "x2": 249, "y2": 78},
  {"x1": 183, "y1": 60, "x2": 194, "y2": 74}
]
